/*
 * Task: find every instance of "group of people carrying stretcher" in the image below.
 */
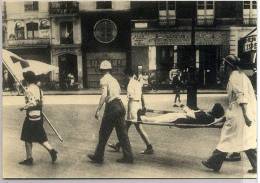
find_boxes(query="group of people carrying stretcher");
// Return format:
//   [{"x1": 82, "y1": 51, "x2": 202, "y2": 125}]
[{"x1": 19, "y1": 55, "x2": 256, "y2": 174}]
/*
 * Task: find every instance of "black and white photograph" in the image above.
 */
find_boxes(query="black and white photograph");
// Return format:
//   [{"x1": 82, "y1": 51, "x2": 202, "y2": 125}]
[{"x1": 1, "y1": 0, "x2": 257, "y2": 179}]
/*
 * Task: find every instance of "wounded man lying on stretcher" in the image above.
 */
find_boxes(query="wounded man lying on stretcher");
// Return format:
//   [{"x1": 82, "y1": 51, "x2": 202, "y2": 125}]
[{"x1": 140, "y1": 103, "x2": 225, "y2": 125}]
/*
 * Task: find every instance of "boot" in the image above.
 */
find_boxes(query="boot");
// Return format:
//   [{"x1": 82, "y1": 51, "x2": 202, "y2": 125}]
[
  {"x1": 49, "y1": 149, "x2": 58, "y2": 163},
  {"x1": 19, "y1": 158, "x2": 33, "y2": 166}
]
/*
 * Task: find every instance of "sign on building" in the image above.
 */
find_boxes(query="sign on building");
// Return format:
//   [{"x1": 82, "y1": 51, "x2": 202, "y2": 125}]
[
  {"x1": 243, "y1": 35, "x2": 257, "y2": 52},
  {"x1": 132, "y1": 32, "x2": 191, "y2": 46}
]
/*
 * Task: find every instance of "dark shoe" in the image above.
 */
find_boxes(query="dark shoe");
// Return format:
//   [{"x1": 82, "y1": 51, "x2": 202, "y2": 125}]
[
  {"x1": 201, "y1": 161, "x2": 220, "y2": 172},
  {"x1": 88, "y1": 154, "x2": 103, "y2": 164},
  {"x1": 173, "y1": 104, "x2": 179, "y2": 107},
  {"x1": 19, "y1": 158, "x2": 33, "y2": 166},
  {"x1": 50, "y1": 149, "x2": 58, "y2": 163},
  {"x1": 141, "y1": 147, "x2": 154, "y2": 155},
  {"x1": 225, "y1": 153, "x2": 241, "y2": 162},
  {"x1": 116, "y1": 158, "x2": 133, "y2": 164},
  {"x1": 107, "y1": 143, "x2": 120, "y2": 152},
  {"x1": 248, "y1": 169, "x2": 257, "y2": 173}
]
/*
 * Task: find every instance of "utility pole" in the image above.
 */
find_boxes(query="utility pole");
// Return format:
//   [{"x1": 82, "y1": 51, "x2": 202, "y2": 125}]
[{"x1": 186, "y1": 1, "x2": 197, "y2": 109}]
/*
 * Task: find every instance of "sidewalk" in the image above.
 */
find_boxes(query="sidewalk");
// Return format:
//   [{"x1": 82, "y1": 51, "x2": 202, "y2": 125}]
[{"x1": 2, "y1": 88, "x2": 227, "y2": 96}]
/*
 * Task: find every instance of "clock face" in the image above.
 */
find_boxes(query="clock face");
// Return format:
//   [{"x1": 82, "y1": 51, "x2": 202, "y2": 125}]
[{"x1": 93, "y1": 19, "x2": 118, "y2": 44}]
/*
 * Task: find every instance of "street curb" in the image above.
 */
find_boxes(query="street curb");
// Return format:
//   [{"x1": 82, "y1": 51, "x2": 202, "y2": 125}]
[{"x1": 2, "y1": 90, "x2": 227, "y2": 96}]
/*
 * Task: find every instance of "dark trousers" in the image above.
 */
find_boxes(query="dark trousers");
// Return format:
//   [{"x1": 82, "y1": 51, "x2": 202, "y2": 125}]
[
  {"x1": 174, "y1": 90, "x2": 181, "y2": 103},
  {"x1": 206, "y1": 149, "x2": 257, "y2": 171},
  {"x1": 94, "y1": 99, "x2": 133, "y2": 161}
]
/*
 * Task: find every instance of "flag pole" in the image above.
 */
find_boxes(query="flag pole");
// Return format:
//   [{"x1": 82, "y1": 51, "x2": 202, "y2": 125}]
[{"x1": 2, "y1": 60, "x2": 64, "y2": 142}]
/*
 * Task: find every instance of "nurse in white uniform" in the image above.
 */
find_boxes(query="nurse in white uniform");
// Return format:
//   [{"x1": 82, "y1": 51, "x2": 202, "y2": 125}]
[{"x1": 202, "y1": 55, "x2": 257, "y2": 173}]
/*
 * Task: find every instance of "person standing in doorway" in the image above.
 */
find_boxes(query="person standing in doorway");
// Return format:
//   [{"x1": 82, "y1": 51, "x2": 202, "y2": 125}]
[
  {"x1": 88, "y1": 60, "x2": 134, "y2": 164},
  {"x1": 108, "y1": 70, "x2": 154, "y2": 154},
  {"x1": 202, "y1": 55, "x2": 257, "y2": 173},
  {"x1": 19, "y1": 71, "x2": 58, "y2": 165}
]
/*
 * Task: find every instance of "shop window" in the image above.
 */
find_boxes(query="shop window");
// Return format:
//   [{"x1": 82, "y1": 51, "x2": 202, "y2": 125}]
[
  {"x1": 60, "y1": 22, "x2": 73, "y2": 44},
  {"x1": 197, "y1": 1, "x2": 214, "y2": 26},
  {"x1": 26, "y1": 22, "x2": 39, "y2": 39},
  {"x1": 243, "y1": 1, "x2": 257, "y2": 25},
  {"x1": 24, "y1": 1, "x2": 38, "y2": 11},
  {"x1": 15, "y1": 22, "x2": 25, "y2": 40},
  {"x1": 158, "y1": 1, "x2": 176, "y2": 26},
  {"x1": 96, "y1": 1, "x2": 112, "y2": 9}
]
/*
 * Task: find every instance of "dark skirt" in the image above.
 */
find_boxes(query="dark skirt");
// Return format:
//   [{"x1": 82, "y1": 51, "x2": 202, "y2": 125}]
[{"x1": 21, "y1": 117, "x2": 48, "y2": 143}]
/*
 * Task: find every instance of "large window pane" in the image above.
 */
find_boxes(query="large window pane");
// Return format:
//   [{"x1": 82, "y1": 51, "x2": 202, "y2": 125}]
[
  {"x1": 60, "y1": 22, "x2": 73, "y2": 44},
  {"x1": 244, "y1": 1, "x2": 251, "y2": 9},
  {"x1": 168, "y1": 1, "x2": 176, "y2": 10},
  {"x1": 198, "y1": 1, "x2": 205, "y2": 10},
  {"x1": 24, "y1": 1, "x2": 38, "y2": 11},
  {"x1": 206, "y1": 1, "x2": 214, "y2": 9}
]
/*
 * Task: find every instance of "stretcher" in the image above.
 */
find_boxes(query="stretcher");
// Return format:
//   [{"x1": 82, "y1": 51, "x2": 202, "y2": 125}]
[{"x1": 126, "y1": 108, "x2": 225, "y2": 129}]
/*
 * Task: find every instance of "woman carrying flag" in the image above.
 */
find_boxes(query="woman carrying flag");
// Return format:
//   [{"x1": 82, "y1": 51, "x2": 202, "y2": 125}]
[{"x1": 19, "y1": 71, "x2": 58, "y2": 165}]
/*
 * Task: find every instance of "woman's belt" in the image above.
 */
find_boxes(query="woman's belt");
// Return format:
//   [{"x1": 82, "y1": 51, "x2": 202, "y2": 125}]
[
  {"x1": 129, "y1": 98, "x2": 140, "y2": 102},
  {"x1": 27, "y1": 110, "x2": 41, "y2": 121}
]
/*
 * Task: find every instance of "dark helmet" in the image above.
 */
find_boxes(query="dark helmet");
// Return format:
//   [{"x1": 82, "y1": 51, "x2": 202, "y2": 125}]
[
  {"x1": 210, "y1": 103, "x2": 224, "y2": 118},
  {"x1": 23, "y1": 71, "x2": 36, "y2": 84},
  {"x1": 223, "y1": 55, "x2": 240, "y2": 70}
]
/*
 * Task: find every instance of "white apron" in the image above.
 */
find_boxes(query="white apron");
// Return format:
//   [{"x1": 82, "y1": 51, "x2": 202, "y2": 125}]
[{"x1": 217, "y1": 71, "x2": 257, "y2": 152}]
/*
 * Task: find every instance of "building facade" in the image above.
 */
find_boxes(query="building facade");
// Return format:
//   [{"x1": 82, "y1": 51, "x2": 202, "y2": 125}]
[
  {"x1": 2, "y1": 1, "x2": 257, "y2": 89},
  {"x1": 131, "y1": 1, "x2": 257, "y2": 89}
]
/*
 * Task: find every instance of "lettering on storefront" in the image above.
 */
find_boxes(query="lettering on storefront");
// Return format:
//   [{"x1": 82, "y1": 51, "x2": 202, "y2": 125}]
[
  {"x1": 132, "y1": 32, "x2": 191, "y2": 46},
  {"x1": 53, "y1": 47, "x2": 81, "y2": 56},
  {"x1": 195, "y1": 31, "x2": 229, "y2": 45},
  {"x1": 132, "y1": 31, "x2": 229, "y2": 46}
]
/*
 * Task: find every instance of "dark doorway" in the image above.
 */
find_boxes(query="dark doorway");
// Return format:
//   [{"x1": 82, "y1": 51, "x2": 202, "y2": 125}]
[
  {"x1": 198, "y1": 46, "x2": 217, "y2": 88},
  {"x1": 58, "y1": 54, "x2": 77, "y2": 89},
  {"x1": 177, "y1": 46, "x2": 193, "y2": 70},
  {"x1": 156, "y1": 46, "x2": 175, "y2": 86}
]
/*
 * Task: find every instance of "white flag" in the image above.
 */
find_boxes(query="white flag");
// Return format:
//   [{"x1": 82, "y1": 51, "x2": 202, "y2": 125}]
[
  {"x1": 2, "y1": 49, "x2": 58, "y2": 80},
  {"x1": 2, "y1": 49, "x2": 29, "y2": 81}
]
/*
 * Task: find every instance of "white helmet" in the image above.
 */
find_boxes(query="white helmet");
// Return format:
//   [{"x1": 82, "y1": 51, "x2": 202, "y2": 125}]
[{"x1": 100, "y1": 60, "x2": 112, "y2": 70}]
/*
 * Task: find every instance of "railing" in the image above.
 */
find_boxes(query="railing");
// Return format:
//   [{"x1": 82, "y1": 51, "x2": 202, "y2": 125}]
[
  {"x1": 49, "y1": 1, "x2": 79, "y2": 16},
  {"x1": 7, "y1": 39, "x2": 50, "y2": 46},
  {"x1": 215, "y1": 18, "x2": 243, "y2": 25},
  {"x1": 243, "y1": 18, "x2": 257, "y2": 25},
  {"x1": 197, "y1": 18, "x2": 214, "y2": 26}
]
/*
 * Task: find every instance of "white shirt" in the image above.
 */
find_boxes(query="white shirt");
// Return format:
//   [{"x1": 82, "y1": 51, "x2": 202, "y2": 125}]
[
  {"x1": 24, "y1": 84, "x2": 43, "y2": 109},
  {"x1": 127, "y1": 77, "x2": 142, "y2": 101},
  {"x1": 138, "y1": 74, "x2": 144, "y2": 87},
  {"x1": 100, "y1": 73, "x2": 121, "y2": 103}
]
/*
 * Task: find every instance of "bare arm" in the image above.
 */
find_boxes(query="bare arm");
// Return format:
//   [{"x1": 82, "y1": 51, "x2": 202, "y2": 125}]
[{"x1": 95, "y1": 84, "x2": 107, "y2": 119}]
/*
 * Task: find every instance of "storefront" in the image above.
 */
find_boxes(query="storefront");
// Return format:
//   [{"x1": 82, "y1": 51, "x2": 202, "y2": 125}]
[
  {"x1": 131, "y1": 29, "x2": 230, "y2": 89},
  {"x1": 81, "y1": 12, "x2": 131, "y2": 88}
]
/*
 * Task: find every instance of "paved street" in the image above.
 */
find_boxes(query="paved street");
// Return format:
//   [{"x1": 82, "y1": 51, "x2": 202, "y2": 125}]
[{"x1": 2, "y1": 94, "x2": 256, "y2": 178}]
